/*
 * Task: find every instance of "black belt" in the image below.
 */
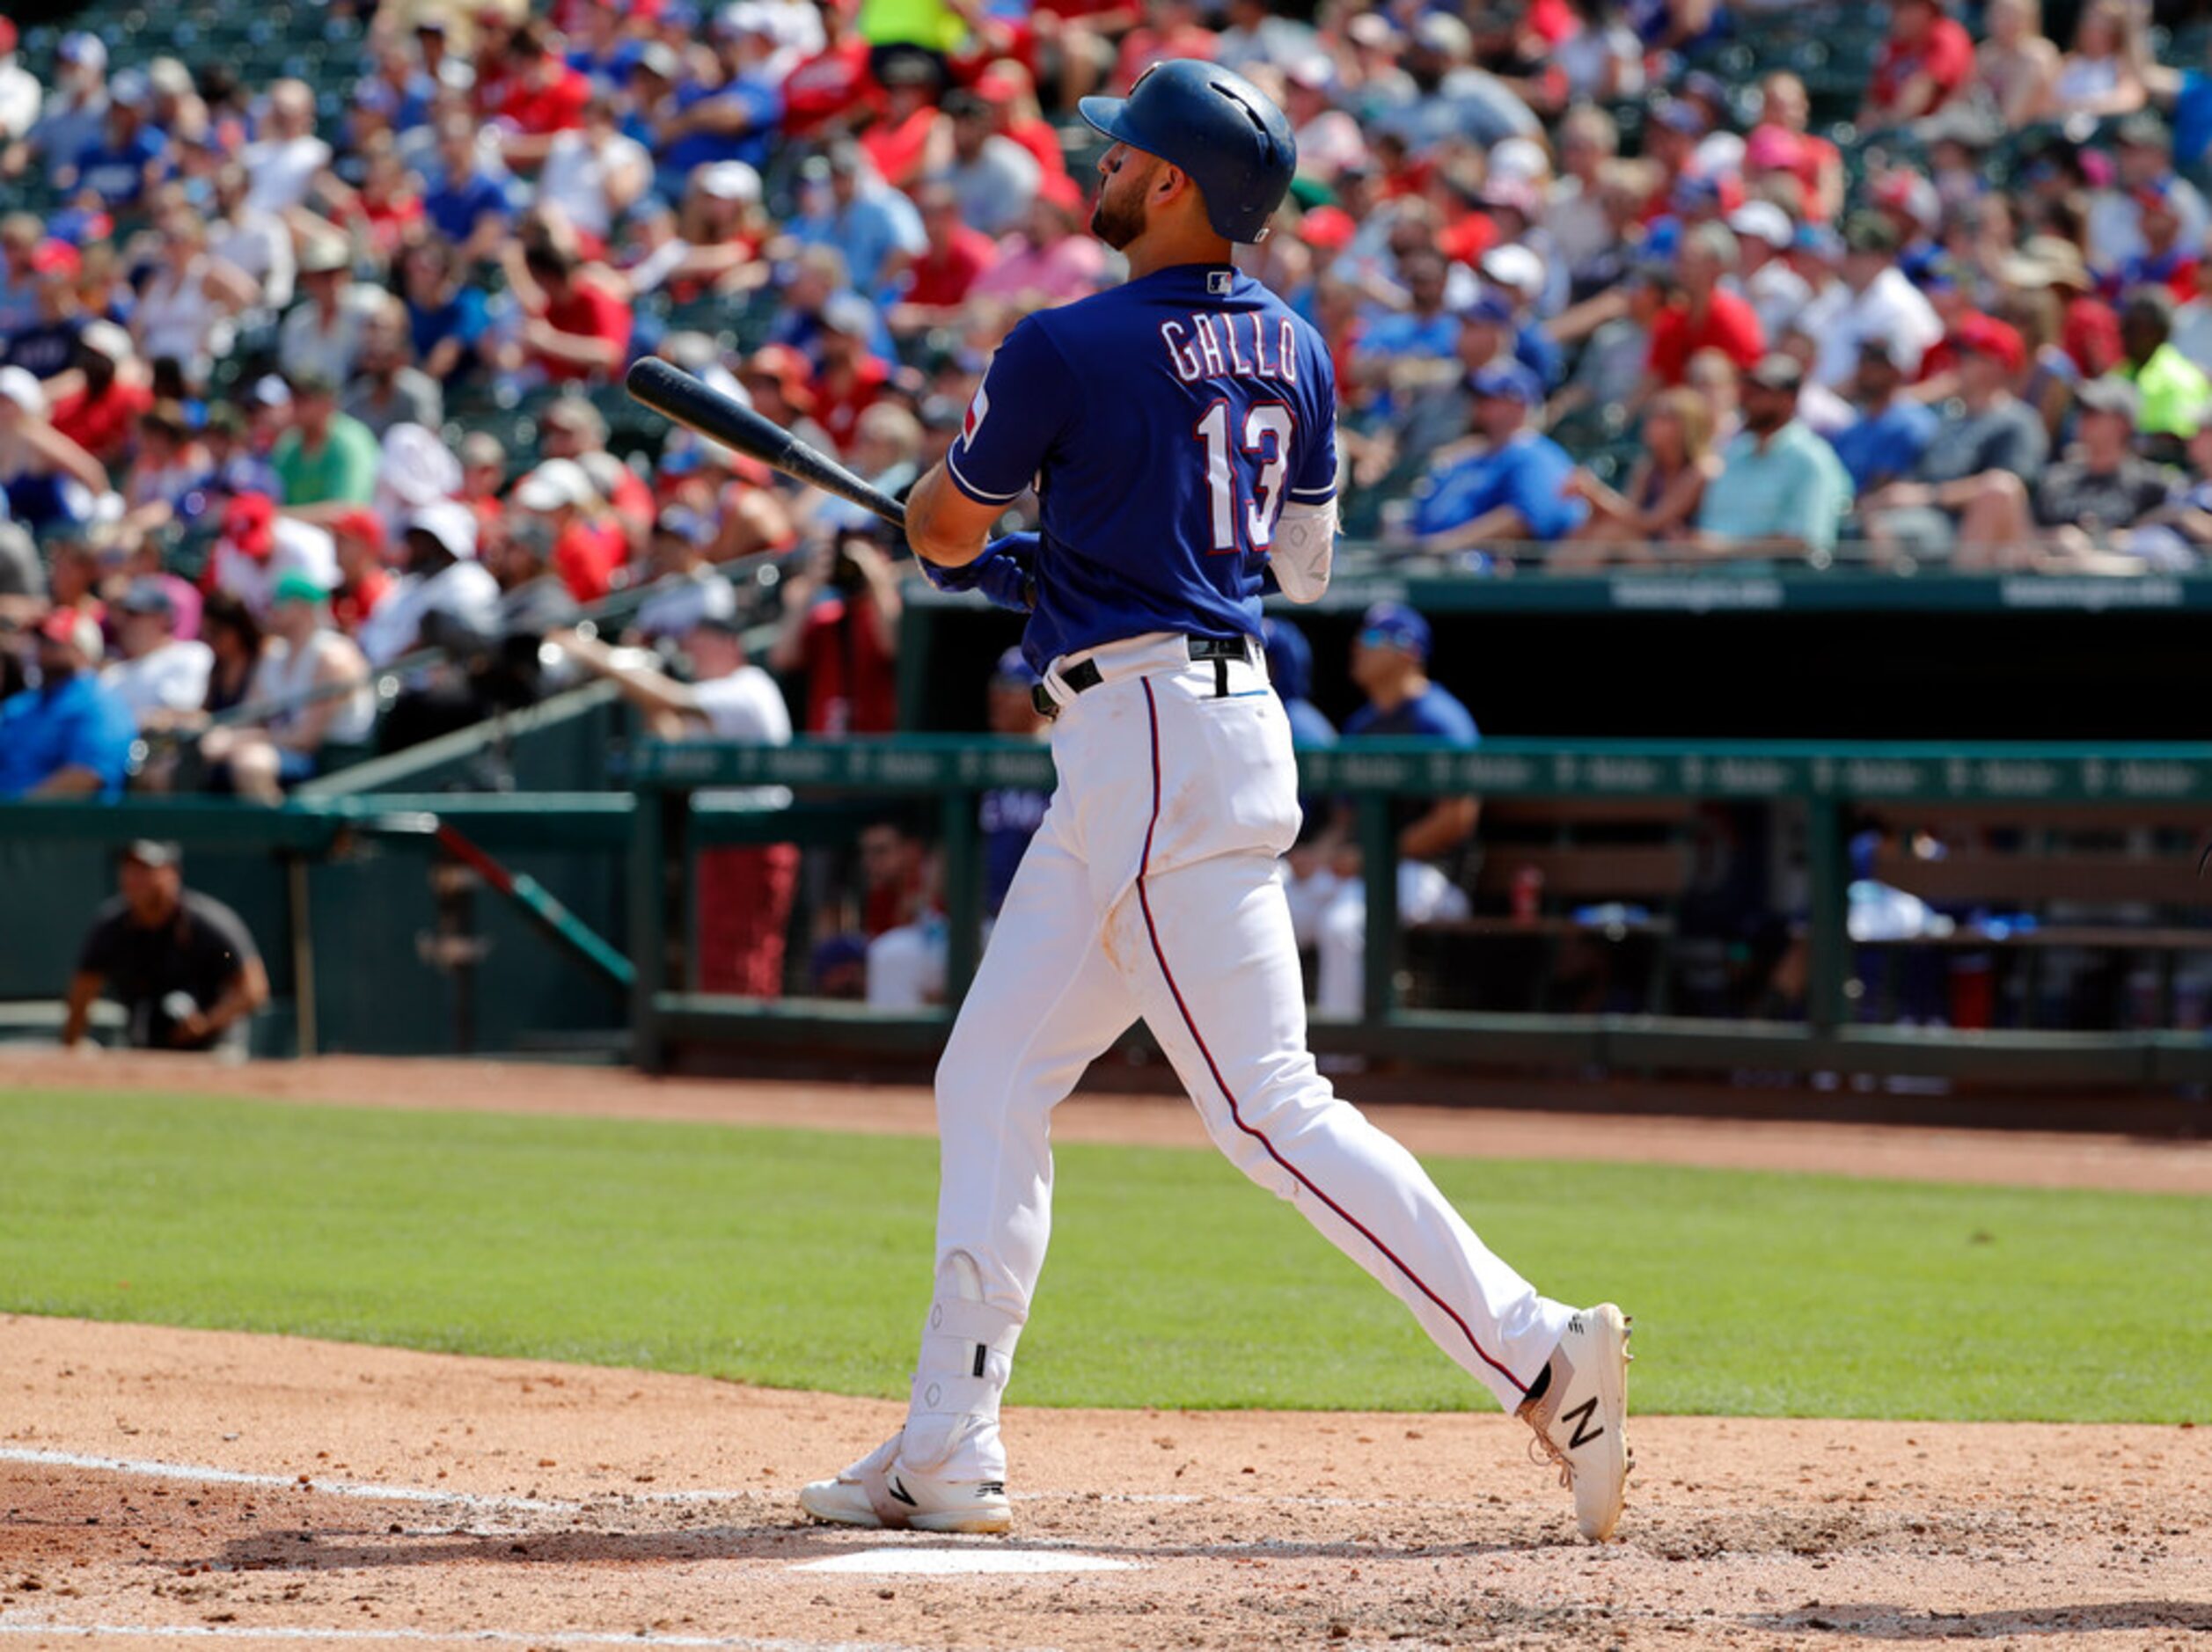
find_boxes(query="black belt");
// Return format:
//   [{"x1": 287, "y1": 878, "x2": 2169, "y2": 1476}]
[{"x1": 1031, "y1": 634, "x2": 1254, "y2": 719}]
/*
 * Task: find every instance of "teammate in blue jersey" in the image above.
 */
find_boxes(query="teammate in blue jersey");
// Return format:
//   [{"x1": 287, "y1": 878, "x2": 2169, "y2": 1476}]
[{"x1": 800, "y1": 60, "x2": 1631, "y2": 1546}]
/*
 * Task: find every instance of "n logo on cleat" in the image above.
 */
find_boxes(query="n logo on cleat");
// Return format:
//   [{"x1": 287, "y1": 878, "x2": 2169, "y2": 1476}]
[
  {"x1": 1562, "y1": 1397, "x2": 1605, "y2": 1450},
  {"x1": 887, "y1": 1477, "x2": 918, "y2": 1507}
]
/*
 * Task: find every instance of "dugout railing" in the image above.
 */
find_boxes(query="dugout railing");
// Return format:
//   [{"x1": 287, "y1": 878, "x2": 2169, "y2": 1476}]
[{"x1": 628, "y1": 737, "x2": 2212, "y2": 1088}]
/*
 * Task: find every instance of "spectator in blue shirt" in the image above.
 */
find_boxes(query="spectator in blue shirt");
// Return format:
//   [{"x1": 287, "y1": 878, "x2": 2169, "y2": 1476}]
[
  {"x1": 1261, "y1": 617, "x2": 1336, "y2": 749},
  {"x1": 65, "y1": 70, "x2": 168, "y2": 211},
  {"x1": 1830, "y1": 336, "x2": 1940, "y2": 493},
  {"x1": 1351, "y1": 248, "x2": 1460, "y2": 405},
  {"x1": 1287, "y1": 603, "x2": 1481, "y2": 1017},
  {"x1": 0, "y1": 610, "x2": 136, "y2": 799},
  {"x1": 421, "y1": 115, "x2": 513, "y2": 269},
  {"x1": 1395, "y1": 362, "x2": 1589, "y2": 557},
  {"x1": 656, "y1": 45, "x2": 782, "y2": 184},
  {"x1": 787, "y1": 142, "x2": 927, "y2": 301}
]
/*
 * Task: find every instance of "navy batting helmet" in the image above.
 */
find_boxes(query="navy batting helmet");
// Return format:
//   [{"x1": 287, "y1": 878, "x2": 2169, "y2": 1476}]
[{"x1": 1079, "y1": 60, "x2": 1297, "y2": 245}]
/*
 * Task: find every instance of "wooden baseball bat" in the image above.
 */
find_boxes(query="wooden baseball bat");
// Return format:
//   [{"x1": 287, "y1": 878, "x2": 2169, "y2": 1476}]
[{"x1": 625, "y1": 357, "x2": 909, "y2": 531}]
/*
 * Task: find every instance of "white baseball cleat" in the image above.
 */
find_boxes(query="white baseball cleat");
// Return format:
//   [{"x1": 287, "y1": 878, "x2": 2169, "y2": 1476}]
[
  {"x1": 1518, "y1": 1303, "x2": 1633, "y2": 1541},
  {"x1": 798, "y1": 1434, "x2": 1013, "y2": 1535}
]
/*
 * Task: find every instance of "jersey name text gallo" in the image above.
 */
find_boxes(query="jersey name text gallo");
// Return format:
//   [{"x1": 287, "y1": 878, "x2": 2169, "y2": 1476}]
[{"x1": 1160, "y1": 313, "x2": 1300, "y2": 385}]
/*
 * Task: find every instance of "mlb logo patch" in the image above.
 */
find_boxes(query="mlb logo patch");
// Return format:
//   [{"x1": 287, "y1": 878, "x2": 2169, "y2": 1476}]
[
  {"x1": 963, "y1": 384, "x2": 990, "y2": 443},
  {"x1": 1207, "y1": 271, "x2": 1233, "y2": 296}
]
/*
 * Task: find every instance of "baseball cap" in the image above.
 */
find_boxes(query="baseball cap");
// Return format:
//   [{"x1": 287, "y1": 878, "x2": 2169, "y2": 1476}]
[
  {"x1": 1952, "y1": 313, "x2": 2025, "y2": 375},
  {"x1": 1469, "y1": 361, "x2": 1542, "y2": 405},
  {"x1": 820, "y1": 293, "x2": 876, "y2": 338},
  {"x1": 1842, "y1": 211, "x2": 1900, "y2": 255},
  {"x1": 0, "y1": 19, "x2": 17, "y2": 58},
  {"x1": 247, "y1": 374, "x2": 293, "y2": 411},
  {"x1": 297, "y1": 237, "x2": 349, "y2": 276},
  {"x1": 653, "y1": 504, "x2": 715, "y2": 545},
  {"x1": 271, "y1": 571, "x2": 330, "y2": 605},
  {"x1": 1649, "y1": 96, "x2": 1706, "y2": 136},
  {"x1": 407, "y1": 500, "x2": 480, "y2": 559},
  {"x1": 1727, "y1": 200, "x2": 1794, "y2": 249},
  {"x1": 77, "y1": 319, "x2": 132, "y2": 363},
  {"x1": 223, "y1": 492, "x2": 278, "y2": 558},
  {"x1": 1489, "y1": 136, "x2": 1549, "y2": 186},
  {"x1": 697, "y1": 160, "x2": 761, "y2": 203},
  {"x1": 327, "y1": 506, "x2": 387, "y2": 551},
  {"x1": 122, "y1": 838, "x2": 183, "y2": 869},
  {"x1": 2076, "y1": 376, "x2": 2142, "y2": 422},
  {"x1": 115, "y1": 578, "x2": 178, "y2": 620},
  {"x1": 107, "y1": 68, "x2": 152, "y2": 109},
  {"x1": 989, "y1": 646, "x2": 1040, "y2": 688},
  {"x1": 743, "y1": 343, "x2": 817, "y2": 406},
  {"x1": 1744, "y1": 125, "x2": 1805, "y2": 172},
  {"x1": 0, "y1": 364, "x2": 45, "y2": 416},
  {"x1": 1358, "y1": 601, "x2": 1430, "y2": 659},
  {"x1": 1745, "y1": 353, "x2": 1804, "y2": 392},
  {"x1": 36, "y1": 607, "x2": 103, "y2": 662},
  {"x1": 1480, "y1": 243, "x2": 1544, "y2": 295},
  {"x1": 513, "y1": 457, "x2": 595, "y2": 512},
  {"x1": 56, "y1": 31, "x2": 107, "y2": 69},
  {"x1": 1297, "y1": 203, "x2": 1357, "y2": 252}
]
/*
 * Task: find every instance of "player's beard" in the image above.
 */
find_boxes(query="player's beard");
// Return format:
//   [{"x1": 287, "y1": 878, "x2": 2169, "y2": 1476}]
[{"x1": 1091, "y1": 186, "x2": 1146, "y2": 251}]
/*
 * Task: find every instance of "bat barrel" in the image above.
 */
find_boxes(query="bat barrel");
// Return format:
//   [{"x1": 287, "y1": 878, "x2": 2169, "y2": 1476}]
[{"x1": 625, "y1": 357, "x2": 908, "y2": 532}]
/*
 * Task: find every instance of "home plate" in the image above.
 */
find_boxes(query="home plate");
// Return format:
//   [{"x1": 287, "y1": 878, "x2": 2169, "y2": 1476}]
[{"x1": 795, "y1": 1548, "x2": 1135, "y2": 1576}]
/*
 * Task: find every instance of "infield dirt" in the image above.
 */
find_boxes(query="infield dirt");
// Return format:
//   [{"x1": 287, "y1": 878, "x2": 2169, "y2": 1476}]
[{"x1": 2, "y1": 1056, "x2": 2208, "y2": 1649}]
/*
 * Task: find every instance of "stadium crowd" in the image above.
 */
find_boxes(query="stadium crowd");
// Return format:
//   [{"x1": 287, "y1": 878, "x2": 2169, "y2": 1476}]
[{"x1": 8, "y1": 0, "x2": 2212, "y2": 1003}]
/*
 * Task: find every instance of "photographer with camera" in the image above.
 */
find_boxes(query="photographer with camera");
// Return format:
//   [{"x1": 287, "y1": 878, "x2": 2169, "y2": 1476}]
[{"x1": 767, "y1": 524, "x2": 904, "y2": 736}]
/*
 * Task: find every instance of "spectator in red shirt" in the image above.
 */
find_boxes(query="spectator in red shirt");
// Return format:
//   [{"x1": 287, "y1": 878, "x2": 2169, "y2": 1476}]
[
  {"x1": 539, "y1": 391, "x2": 654, "y2": 559},
  {"x1": 48, "y1": 321, "x2": 152, "y2": 468},
  {"x1": 768, "y1": 526, "x2": 903, "y2": 735},
  {"x1": 857, "y1": 55, "x2": 941, "y2": 190},
  {"x1": 326, "y1": 506, "x2": 392, "y2": 636},
  {"x1": 783, "y1": 4, "x2": 877, "y2": 140},
  {"x1": 973, "y1": 62, "x2": 1067, "y2": 183},
  {"x1": 513, "y1": 457, "x2": 624, "y2": 603},
  {"x1": 495, "y1": 22, "x2": 590, "y2": 135},
  {"x1": 1860, "y1": 0, "x2": 1975, "y2": 131},
  {"x1": 890, "y1": 183, "x2": 1000, "y2": 334},
  {"x1": 509, "y1": 238, "x2": 632, "y2": 384},
  {"x1": 1645, "y1": 223, "x2": 1766, "y2": 392},
  {"x1": 811, "y1": 294, "x2": 891, "y2": 455}
]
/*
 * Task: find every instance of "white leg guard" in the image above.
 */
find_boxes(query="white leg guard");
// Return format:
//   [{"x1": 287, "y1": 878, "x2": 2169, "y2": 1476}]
[{"x1": 902, "y1": 1251, "x2": 1023, "y2": 1478}]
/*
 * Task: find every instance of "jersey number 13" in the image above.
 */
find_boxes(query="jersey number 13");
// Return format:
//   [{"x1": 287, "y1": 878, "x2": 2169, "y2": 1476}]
[{"x1": 1194, "y1": 399, "x2": 1295, "y2": 555}]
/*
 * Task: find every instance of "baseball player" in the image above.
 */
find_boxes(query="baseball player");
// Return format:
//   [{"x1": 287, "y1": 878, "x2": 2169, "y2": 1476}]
[{"x1": 799, "y1": 60, "x2": 1631, "y2": 1543}]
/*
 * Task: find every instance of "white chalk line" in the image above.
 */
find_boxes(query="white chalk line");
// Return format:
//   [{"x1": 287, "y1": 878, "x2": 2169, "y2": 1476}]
[
  {"x1": 0, "y1": 1624, "x2": 945, "y2": 1651},
  {"x1": 0, "y1": 1449, "x2": 569, "y2": 1516},
  {"x1": 1, "y1": 1446, "x2": 1433, "y2": 1514}
]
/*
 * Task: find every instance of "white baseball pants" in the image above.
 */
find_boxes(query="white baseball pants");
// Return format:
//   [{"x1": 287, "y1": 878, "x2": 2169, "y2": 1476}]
[{"x1": 899, "y1": 634, "x2": 1571, "y2": 1478}]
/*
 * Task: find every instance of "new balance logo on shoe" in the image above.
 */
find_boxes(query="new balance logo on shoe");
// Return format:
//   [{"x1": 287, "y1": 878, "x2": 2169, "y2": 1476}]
[
  {"x1": 978, "y1": 1481, "x2": 1006, "y2": 1498},
  {"x1": 887, "y1": 1477, "x2": 918, "y2": 1507},
  {"x1": 1562, "y1": 1396, "x2": 1605, "y2": 1450}
]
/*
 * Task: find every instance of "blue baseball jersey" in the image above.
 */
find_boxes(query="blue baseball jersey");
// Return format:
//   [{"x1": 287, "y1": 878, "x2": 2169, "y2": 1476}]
[{"x1": 945, "y1": 262, "x2": 1338, "y2": 674}]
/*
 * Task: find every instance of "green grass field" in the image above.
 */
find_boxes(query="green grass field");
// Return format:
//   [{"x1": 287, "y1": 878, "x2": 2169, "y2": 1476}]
[{"x1": 2, "y1": 1089, "x2": 2205, "y2": 1423}]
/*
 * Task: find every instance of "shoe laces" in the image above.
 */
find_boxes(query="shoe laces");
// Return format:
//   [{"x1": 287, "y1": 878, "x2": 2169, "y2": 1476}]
[{"x1": 1520, "y1": 1406, "x2": 1574, "y2": 1489}]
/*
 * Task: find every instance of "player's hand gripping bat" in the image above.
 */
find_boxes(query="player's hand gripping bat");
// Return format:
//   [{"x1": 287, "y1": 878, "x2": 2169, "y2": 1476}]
[{"x1": 625, "y1": 357, "x2": 908, "y2": 531}]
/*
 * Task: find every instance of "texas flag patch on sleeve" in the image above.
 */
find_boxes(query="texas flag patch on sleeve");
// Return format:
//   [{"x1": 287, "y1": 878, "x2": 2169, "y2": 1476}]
[{"x1": 963, "y1": 383, "x2": 990, "y2": 444}]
